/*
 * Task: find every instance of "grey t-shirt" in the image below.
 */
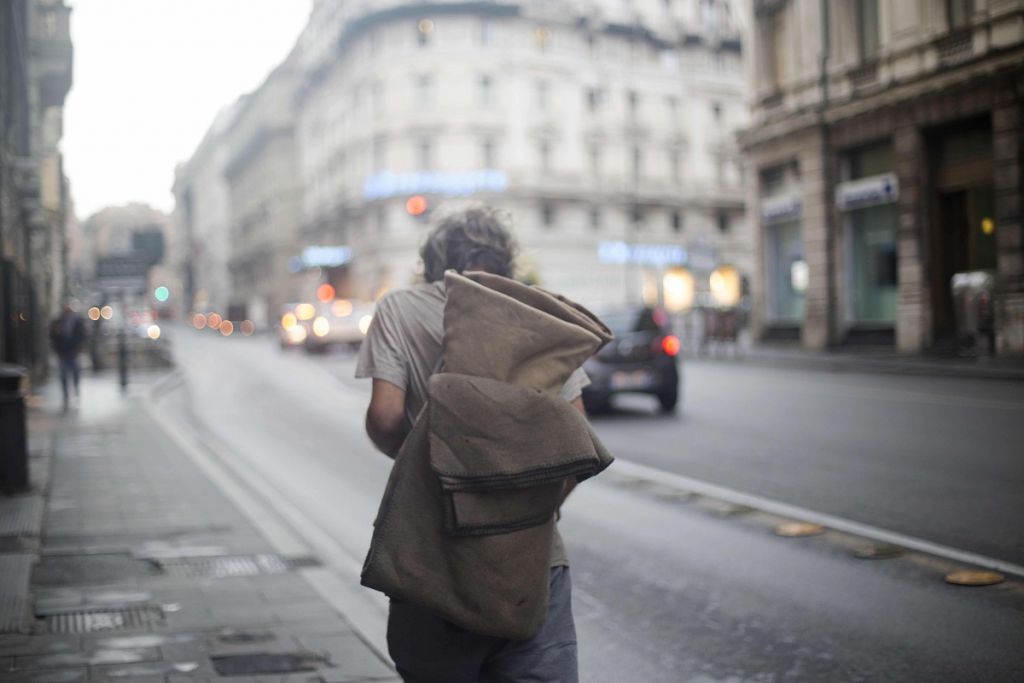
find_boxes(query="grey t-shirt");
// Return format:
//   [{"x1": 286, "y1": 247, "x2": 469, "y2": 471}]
[{"x1": 354, "y1": 279, "x2": 589, "y2": 567}]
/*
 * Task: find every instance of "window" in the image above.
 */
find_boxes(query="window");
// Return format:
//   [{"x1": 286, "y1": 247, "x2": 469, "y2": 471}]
[
  {"x1": 415, "y1": 74, "x2": 433, "y2": 107},
  {"x1": 479, "y1": 75, "x2": 493, "y2": 107},
  {"x1": 589, "y1": 144, "x2": 602, "y2": 177},
  {"x1": 712, "y1": 102, "x2": 722, "y2": 121},
  {"x1": 946, "y1": 0, "x2": 973, "y2": 30},
  {"x1": 535, "y1": 26, "x2": 551, "y2": 51},
  {"x1": 627, "y1": 90, "x2": 639, "y2": 116},
  {"x1": 666, "y1": 95, "x2": 679, "y2": 120},
  {"x1": 669, "y1": 149, "x2": 681, "y2": 183},
  {"x1": 671, "y1": 210, "x2": 683, "y2": 233},
  {"x1": 632, "y1": 146, "x2": 643, "y2": 181},
  {"x1": 480, "y1": 18, "x2": 493, "y2": 45},
  {"x1": 590, "y1": 206, "x2": 602, "y2": 230},
  {"x1": 586, "y1": 87, "x2": 603, "y2": 112},
  {"x1": 717, "y1": 211, "x2": 730, "y2": 234},
  {"x1": 856, "y1": 0, "x2": 880, "y2": 60},
  {"x1": 417, "y1": 140, "x2": 433, "y2": 170},
  {"x1": 417, "y1": 18, "x2": 434, "y2": 47},
  {"x1": 372, "y1": 81, "x2": 384, "y2": 114},
  {"x1": 541, "y1": 202, "x2": 555, "y2": 227},
  {"x1": 539, "y1": 141, "x2": 552, "y2": 173},
  {"x1": 373, "y1": 137, "x2": 387, "y2": 171},
  {"x1": 482, "y1": 138, "x2": 497, "y2": 168},
  {"x1": 536, "y1": 80, "x2": 549, "y2": 111}
]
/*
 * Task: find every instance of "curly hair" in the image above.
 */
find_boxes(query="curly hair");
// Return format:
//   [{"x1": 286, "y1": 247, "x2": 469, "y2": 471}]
[{"x1": 419, "y1": 203, "x2": 518, "y2": 282}]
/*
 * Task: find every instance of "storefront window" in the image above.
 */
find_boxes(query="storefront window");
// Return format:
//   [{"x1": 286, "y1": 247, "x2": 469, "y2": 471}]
[
  {"x1": 767, "y1": 220, "x2": 805, "y2": 323},
  {"x1": 849, "y1": 204, "x2": 897, "y2": 323}
]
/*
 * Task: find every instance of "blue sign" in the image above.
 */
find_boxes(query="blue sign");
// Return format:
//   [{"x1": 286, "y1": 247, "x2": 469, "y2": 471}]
[
  {"x1": 836, "y1": 173, "x2": 899, "y2": 211},
  {"x1": 363, "y1": 170, "x2": 508, "y2": 201},
  {"x1": 761, "y1": 194, "x2": 802, "y2": 224},
  {"x1": 300, "y1": 245, "x2": 352, "y2": 268},
  {"x1": 598, "y1": 242, "x2": 687, "y2": 267}
]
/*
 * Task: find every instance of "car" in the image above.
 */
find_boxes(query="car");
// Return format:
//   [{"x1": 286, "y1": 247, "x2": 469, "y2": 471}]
[
  {"x1": 304, "y1": 299, "x2": 375, "y2": 353},
  {"x1": 581, "y1": 306, "x2": 682, "y2": 413},
  {"x1": 279, "y1": 303, "x2": 311, "y2": 349}
]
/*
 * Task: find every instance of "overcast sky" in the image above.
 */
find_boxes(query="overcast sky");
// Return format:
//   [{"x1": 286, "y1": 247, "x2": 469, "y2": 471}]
[{"x1": 63, "y1": 0, "x2": 313, "y2": 221}]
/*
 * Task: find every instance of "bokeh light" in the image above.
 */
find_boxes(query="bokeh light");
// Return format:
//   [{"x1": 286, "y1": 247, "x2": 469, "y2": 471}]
[
  {"x1": 100, "y1": 306, "x2": 113, "y2": 320},
  {"x1": 147, "y1": 324, "x2": 161, "y2": 340},
  {"x1": 241, "y1": 320, "x2": 255, "y2": 336},
  {"x1": 219, "y1": 320, "x2": 234, "y2": 336},
  {"x1": 316, "y1": 283, "x2": 336, "y2": 302},
  {"x1": 331, "y1": 299, "x2": 353, "y2": 317},
  {"x1": 87, "y1": 307, "x2": 101, "y2": 321},
  {"x1": 207, "y1": 312, "x2": 223, "y2": 329}
]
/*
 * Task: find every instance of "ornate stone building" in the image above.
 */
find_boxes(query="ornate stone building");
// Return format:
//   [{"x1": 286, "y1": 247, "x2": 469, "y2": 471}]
[
  {"x1": 0, "y1": 0, "x2": 73, "y2": 375},
  {"x1": 741, "y1": 0, "x2": 1024, "y2": 354}
]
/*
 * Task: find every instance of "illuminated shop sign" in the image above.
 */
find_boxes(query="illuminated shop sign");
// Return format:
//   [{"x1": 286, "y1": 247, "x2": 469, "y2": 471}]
[
  {"x1": 290, "y1": 245, "x2": 352, "y2": 272},
  {"x1": 363, "y1": 170, "x2": 508, "y2": 201},
  {"x1": 598, "y1": 241, "x2": 687, "y2": 267},
  {"x1": 835, "y1": 173, "x2": 899, "y2": 211},
  {"x1": 761, "y1": 194, "x2": 802, "y2": 224}
]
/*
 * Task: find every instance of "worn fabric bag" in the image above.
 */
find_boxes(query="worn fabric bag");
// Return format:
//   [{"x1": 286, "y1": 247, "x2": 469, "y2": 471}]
[{"x1": 361, "y1": 271, "x2": 613, "y2": 639}]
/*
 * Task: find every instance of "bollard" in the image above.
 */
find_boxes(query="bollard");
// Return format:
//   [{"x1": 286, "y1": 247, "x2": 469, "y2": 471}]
[{"x1": 0, "y1": 364, "x2": 29, "y2": 493}]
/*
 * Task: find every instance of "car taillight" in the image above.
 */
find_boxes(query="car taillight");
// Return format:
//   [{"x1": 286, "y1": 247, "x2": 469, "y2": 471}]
[{"x1": 659, "y1": 335, "x2": 680, "y2": 357}]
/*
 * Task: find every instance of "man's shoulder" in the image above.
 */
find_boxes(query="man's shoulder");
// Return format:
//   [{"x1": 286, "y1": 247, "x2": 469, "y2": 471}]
[{"x1": 378, "y1": 281, "x2": 445, "y2": 311}]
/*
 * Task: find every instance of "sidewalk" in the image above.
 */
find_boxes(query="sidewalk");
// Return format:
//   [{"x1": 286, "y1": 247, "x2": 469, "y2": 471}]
[
  {"x1": 0, "y1": 371, "x2": 398, "y2": 683},
  {"x1": 693, "y1": 342, "x2": 1024, "y2": 381}
]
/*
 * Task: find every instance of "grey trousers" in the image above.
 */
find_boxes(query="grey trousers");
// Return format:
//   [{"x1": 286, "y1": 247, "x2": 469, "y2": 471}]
[{"x1": 387, "y1": 566, "x2": 578, "y2": 683}]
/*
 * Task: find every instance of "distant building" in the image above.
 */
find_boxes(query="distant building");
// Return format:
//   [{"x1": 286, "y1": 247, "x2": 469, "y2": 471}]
[
  {"x1": 292, "y1": 0, "x2": 751, "y2": 309},
  {"x1": 0, "y1": 0, "x2": 73, "y2": 376},
  {"x1": 741, "y1": 0, "x2": 1024, "y2": 354},
  {"x1": 171, "y1": 102, "x2": 242, "y2": 314},
  {"x1": 221, "y1": 52, "x2": 303, "y2": 327}
]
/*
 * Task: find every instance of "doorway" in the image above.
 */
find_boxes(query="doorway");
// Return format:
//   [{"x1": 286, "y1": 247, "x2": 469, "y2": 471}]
[{"x1": 928, "y1": 119, "x2": 995, "y2": 344}]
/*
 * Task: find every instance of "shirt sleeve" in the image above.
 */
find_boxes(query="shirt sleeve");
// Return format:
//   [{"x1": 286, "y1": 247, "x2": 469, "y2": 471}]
[
  {"x1": 354, "y1": 296, "x2": 409, "y2": 391},
  {"x1": 559, "y1": 366, "x2": 591, "y2": 402}
]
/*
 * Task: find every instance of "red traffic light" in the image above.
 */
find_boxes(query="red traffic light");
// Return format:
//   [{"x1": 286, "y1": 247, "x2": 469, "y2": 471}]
[{"x1": 406, "y1": 195, "x2": 429, "y2": 216}]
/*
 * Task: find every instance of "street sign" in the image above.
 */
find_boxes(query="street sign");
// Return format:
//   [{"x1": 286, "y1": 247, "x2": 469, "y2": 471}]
[{"x1": 96, "y1": 255, "x2": 149, "y2": 292}]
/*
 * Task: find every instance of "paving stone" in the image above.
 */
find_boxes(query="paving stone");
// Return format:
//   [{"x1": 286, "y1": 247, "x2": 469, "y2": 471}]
[
  {"x1": 14, "y1": 647, "x2": 161, "y2": 670},
  {"x1": 297, "y1": 634, "x2": 395, "y2": 680},
  {"x1": 0, "y1": 667, "x2": 88, "y2": 682},
  {"x1": 0, "y1": 635, "x2": 80, "y2": 657}
]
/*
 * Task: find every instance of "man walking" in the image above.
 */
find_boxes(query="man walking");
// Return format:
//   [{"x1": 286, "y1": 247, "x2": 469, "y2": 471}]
[
  {"x1": 50, "y1": 302, "x2": 87, "y2": 408},
  {"x1": 355, "y1": 204, "x2": 609, "y2": 682}
]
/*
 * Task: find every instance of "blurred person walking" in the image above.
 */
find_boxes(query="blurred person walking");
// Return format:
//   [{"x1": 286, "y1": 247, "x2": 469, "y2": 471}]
[
  {"x1": 50, "y1": 302, "x2": 87, "y2": 408},
  {"x1": 355, "y1": 204, "x2": 612, "y2": 683}
]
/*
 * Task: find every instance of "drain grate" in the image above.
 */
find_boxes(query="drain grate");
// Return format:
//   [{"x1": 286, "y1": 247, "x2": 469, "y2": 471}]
[
  {"x1": 156, "y1": 554, "x2": 321, "y2": 579},
  {"x1": 44, "y1": 605, "x2": 165, "y2": 634}
]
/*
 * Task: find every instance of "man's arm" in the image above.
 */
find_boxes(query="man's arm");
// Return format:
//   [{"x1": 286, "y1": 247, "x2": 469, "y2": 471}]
[{"x1": 366, "y1": 378, "x2": 409, "y2": 457}]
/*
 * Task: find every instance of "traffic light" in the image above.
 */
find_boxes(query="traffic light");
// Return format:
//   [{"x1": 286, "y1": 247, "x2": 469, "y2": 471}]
[
  {"x1": 154, "y1": 286, "x2": 170, "y2": 303},
  {"x1": 406, "y1": 195, "x2": 429, "y2": 218}
]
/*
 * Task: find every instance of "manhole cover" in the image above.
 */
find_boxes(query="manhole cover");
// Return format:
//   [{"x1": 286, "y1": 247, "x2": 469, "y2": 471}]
[
  {"x1": 43, "y1": 605, "x2": 165, "y2": 633},
  {"x1": 156, "y1": 554, "x2": 320, "y2": 578},
  {"x1": 853, "y1": 543, "x2": 903, "y2": 559},
  {"x1": 944, "y1": 570, "x2": 1005, "y2": 586},
  {"x1": 211, "y1": 652, "x2": 325, "y2": 676},
  {"x1": 774, "y1": 522, "x2": 825, "y2": 537}
]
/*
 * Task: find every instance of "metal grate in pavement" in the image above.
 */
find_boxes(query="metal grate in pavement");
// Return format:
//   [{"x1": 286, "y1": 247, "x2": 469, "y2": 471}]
[
  {"x1": 0, "y1": 554, "x2": 33, "y2": 633},
  {"x1": 0, "y1": 496, "x2": 44, "y2": 537},
  {"x1": 43, "y1": 605, "x2": 165, "y2": 634},
  {"x1": 155, "y1": 554, "x2": 321, "y2": 579}
]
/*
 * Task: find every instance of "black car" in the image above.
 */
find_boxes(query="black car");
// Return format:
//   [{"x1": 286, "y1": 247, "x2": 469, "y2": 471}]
[{"x1": 582, "y1": 307, "x2": 682, "y2": 413}]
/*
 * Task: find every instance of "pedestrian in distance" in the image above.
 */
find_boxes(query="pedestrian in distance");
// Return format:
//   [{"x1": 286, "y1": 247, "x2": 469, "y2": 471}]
[
  {"x1": 50, "y1": 301, "x2": 87, "y2": 409},
  {"x1": 355, "y1": 203, "x2": 613, "y2": 683}
]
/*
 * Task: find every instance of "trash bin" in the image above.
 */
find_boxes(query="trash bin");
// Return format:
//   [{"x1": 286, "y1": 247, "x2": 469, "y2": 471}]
[
  {"x1": 0, "y1": 363, "x2": 29, "y2": 492},
  {"x1": 951, "y1": 271, "x2": 996, "y2": 356}
]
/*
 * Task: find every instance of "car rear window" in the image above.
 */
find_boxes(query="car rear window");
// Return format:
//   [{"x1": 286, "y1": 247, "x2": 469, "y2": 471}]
[{"x1": 600, "y1": 309, "x2": 662, "y2": 336}]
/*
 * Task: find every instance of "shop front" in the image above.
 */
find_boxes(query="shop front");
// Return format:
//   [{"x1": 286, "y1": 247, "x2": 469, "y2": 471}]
[{"x1": 761, "y1": 190, "x2": 806, "y2": 338}]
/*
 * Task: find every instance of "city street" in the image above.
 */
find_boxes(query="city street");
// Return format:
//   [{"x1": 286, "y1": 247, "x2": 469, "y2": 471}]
[{"x1": 157, "y1": 327, "x2": 1024, "y2": 682}]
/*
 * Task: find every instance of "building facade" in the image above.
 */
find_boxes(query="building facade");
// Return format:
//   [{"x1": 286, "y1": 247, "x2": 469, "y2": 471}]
[
  {"x1": 742, "y1": 0, "x2": 1024, "y2": 354},
  {"x1": 221, "y1": 54, "x2": 304, "y2": 327},
  {"x1": 292, "y1": 0, "x2": 750, "y2": 310},
  {"x1": 171, "y1": 102, "x2": 241, "y2": 314},
  {"x1": 0, "y1": 0, "x2": 73, "y2": 376}
]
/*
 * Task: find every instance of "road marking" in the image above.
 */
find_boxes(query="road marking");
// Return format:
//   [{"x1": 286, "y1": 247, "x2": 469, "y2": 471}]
[
  {"x1": 142, "y1": 382, "x2": 392, "y2": 663},
  {"x1": 611, "y1": 458, "x2": 1024, "y2": 580}
]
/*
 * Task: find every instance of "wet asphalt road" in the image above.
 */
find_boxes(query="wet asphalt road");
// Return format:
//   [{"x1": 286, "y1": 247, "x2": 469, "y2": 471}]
[{"x1": 163, "y1": 327, "x2": 1024, "y2": 682}]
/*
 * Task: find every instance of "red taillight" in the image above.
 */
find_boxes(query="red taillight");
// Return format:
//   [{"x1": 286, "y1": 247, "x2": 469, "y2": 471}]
[{"x1": 660, "y1": 335, "x2": 680, "y2": 357}]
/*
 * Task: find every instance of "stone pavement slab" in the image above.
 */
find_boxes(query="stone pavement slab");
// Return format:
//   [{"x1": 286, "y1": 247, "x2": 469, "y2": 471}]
[{"x1": 0, "y1": 373, "x2": 398, "y2": 682}]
